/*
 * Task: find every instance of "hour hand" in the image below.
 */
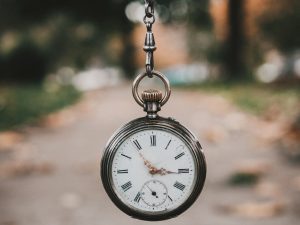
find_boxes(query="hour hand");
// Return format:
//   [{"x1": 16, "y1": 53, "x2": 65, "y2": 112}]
[{"x1": 137, "y1": 152, "x2": 159, "y2": 172}]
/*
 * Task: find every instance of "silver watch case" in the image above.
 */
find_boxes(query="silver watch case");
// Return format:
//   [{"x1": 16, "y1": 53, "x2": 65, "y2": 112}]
[{"x1": 100, "y1": 116, "x2": 206, "y2": 221}]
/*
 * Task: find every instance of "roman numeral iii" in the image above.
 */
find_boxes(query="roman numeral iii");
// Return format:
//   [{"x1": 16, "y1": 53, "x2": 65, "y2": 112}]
[
  {"x1": 178, "y1": 168, "x2": 189, "y2": 173},
  {"x1": 117, "y1": 169, "x2": 128, "y2": 174}
]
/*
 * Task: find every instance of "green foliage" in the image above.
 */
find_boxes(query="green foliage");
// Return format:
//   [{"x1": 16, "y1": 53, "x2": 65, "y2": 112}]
[
  {"x1": 0, "y1": 0, "x2": 135, "y2": 82},
  {"x1": 229, "y1": 172, "x2": 259, "y2": 186},
  {"x1": 182, "y1": 82, "x2": 300, "y2": 116},
  {"x1": 159, "y1": 0, "x2": 212, "y2": 29},
  {"x1": 0, "y1": 40, "x2": 48, "y2": 84},
  {"x1": 0, "y1": 85, "x2": 80, "y2": 131}
]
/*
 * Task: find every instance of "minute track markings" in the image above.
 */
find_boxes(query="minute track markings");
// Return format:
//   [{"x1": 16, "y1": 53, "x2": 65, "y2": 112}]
[{"x1": 108, "y1": 128, "x2": 203, "y2": 217}]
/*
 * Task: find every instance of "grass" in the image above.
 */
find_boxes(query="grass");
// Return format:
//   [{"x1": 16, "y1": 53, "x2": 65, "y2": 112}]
[
  {"x1": 229, "y1": 172, "x2": 260, "y2": 186},
  {"x1": 0, "y1": 84, "x2": 81, "y2": 131},
  {"x1": 182, "y1": 82, "x2": 300, "y2": 116}
]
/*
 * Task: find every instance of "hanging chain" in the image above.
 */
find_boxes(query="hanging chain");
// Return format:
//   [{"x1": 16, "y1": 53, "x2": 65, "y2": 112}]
[
  {"x1": 143, "y1": 0, "x2": 156, "y2": 78},
  {"x1": 132, "y1": 0, "x2": 171, "y2": 109}
]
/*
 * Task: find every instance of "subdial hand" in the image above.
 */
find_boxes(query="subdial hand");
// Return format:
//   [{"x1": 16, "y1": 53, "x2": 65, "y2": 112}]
[{"x1": 145, "y1": 184, "x2": 158, "y2": 198}]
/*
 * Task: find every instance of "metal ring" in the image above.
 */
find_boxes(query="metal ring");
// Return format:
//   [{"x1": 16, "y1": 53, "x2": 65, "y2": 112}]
[
  {"x1": 143, "y1": 15, "x2": 155, "y2": 24},
  {"x1": 132, "y1": 71, "x2": 171, "y2": 107}
]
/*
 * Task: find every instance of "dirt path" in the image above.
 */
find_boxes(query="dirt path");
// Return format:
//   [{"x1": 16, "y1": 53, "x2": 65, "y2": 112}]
[{"x1": 0, "y1": 84, "x2": 299, "y2": 225}]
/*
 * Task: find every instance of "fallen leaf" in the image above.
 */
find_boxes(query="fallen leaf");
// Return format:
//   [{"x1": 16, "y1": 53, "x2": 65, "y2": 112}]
[
  {"x1": 0, "y1": 161, "x2": 55, "y2": 178},
  {"x1": 255, "y1": 181, "x2": 281, "y2": 198},
  {"x1": 202, "y1": 125, "x2": 227, "y2": 143},
  {"x1": 220, "y1": 200, "x2": 285, "y2": 219},
  {"x1": 60, "y1": 192, "x2": 81, "y2": 209},
  {"x1": 0, "y1": 131, "x2": 24, "y2": 151},
  {"x1": 291, "y1": 176, "x2": 300, "y2": 192}
]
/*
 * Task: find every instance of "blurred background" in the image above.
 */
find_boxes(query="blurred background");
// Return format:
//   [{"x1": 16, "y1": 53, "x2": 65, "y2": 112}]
[{"x1": 0, "y1": 0, "x2": 299, "y2": 225}]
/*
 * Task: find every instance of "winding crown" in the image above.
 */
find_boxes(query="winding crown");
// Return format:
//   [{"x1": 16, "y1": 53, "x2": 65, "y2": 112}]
[{"x1": 141, "y1": 89, "x2": 162, "y2": 102}]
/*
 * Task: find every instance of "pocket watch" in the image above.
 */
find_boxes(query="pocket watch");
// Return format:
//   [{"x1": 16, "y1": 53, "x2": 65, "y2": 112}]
[
  {"x1": 101, "y1": 71, "x2": 206, "y2": 221},
  {"x1": 101, "y1": 1, "x2": 206, "y2": 221}
]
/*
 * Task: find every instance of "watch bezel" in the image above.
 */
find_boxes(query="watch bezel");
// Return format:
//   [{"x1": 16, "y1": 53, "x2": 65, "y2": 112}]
[{"x1": 101, "y1": 116, "x2": 206, "y2": 221}]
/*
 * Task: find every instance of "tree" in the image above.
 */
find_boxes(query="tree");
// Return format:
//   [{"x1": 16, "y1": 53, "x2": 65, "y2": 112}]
[
  {"x1": 0, "y1": 0, "x2": 135, "y2": 82},
  {"x1": 224, "y1": 0, "x2": 247, "y2": 81}
]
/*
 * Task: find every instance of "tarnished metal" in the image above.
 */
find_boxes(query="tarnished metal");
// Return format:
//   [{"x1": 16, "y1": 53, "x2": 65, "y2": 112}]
[
  {"x1": 141, "y1": 89, "x2": 162, "y2": 118},
  {"x1": 143, "y1": 1, "x2": 156, "y2": 77},
  {"x1": 101, "y1": 0, "x2": 207, "y2": 222},
  {"x1": 141, "y1": 89, "x2": 162, "y2": 102},
  {"x1": 132, "y1": 70, "x2": 171, "y2": 108},
  {"x1": 144, "y1": 0, "x2": 155, "y2": 19},
  {"x1": 144, "y1": 23, "x2": 156, "y2": 77},
  {"x1": 101, "y1": 116, "x2": 206, "y2": 221}
]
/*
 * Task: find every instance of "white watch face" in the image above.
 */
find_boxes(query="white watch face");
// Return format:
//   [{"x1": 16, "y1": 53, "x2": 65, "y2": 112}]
[{"x1": 111, "y1": 129, "x2": 196, "y2": 213}]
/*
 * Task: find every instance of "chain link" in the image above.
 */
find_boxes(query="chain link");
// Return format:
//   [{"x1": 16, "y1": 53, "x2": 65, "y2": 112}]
[
  {"x1": 145, "y1": 0, "x2": 154, "y2": 18},
  {"x1": 143, "y1": 0, "x2": 156, "y2": 78}
]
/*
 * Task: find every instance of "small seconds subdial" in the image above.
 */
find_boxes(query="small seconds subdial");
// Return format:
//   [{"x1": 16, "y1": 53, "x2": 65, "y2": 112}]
[{"x1": 141, "y1": 180, "x2": 168, "y2": 207}]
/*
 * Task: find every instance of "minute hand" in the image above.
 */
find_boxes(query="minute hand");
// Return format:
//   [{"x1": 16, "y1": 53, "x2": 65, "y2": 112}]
[{"x1": 156, "y1": 168, "x2": 178, "y2": 175}]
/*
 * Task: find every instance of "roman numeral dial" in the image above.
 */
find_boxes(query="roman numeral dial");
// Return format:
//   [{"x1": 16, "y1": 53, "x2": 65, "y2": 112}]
[{"x1": 111, "y1": 129, "x2": 197, "y2": 213}]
